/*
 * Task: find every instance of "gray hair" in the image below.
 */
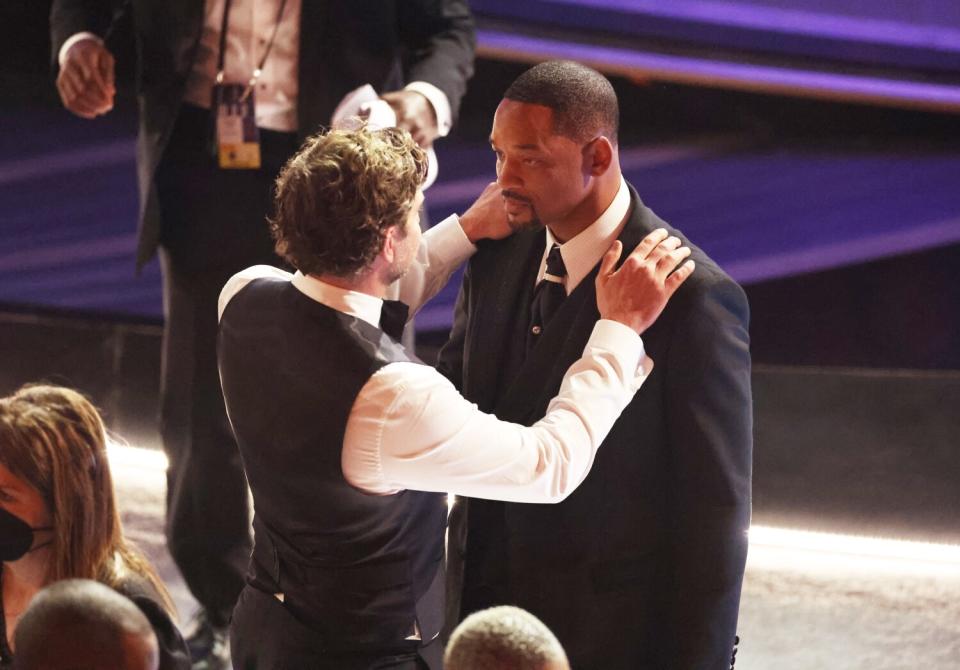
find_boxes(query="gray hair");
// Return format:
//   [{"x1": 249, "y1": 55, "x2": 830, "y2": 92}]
[{"x1": 444, "y1": 606, "x2": 569, "y2": 670}]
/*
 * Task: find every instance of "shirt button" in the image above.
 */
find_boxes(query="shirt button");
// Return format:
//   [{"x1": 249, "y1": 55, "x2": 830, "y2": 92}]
[{"x1": 531, "y1": 325, "x2": 542, "y2": 335}]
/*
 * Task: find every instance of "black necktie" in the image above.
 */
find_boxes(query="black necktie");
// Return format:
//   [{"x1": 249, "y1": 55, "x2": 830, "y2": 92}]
[
  {"x1": 527, "y1": 244, "x2": 567, "y2": 352},
  {"x1": 379, "y1": 299, "x2": 409, "y2": 341}
]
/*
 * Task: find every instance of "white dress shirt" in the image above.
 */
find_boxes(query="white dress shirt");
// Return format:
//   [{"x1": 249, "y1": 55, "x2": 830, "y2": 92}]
[
  {"x1": 539, "y1": 177, "x2": 632, "y2": 294},
  {"x1": 60, "y1": 0, "x2": 452, "y2": 134},
  {"x1": 219, "y1": 214, "x2": 653, "y2": 503},
  {"x1": 181, "y1": 0, "x2": 304, "y2": 130}
]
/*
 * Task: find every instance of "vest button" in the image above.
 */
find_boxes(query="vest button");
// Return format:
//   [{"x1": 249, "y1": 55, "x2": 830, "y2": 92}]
[{"x1": 531, "y1": 325, "x2": 542, "y2": 335}]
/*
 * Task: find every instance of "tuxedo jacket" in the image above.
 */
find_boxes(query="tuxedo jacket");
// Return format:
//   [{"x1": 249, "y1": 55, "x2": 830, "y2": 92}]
[
  {"x1": 438, "y1": 184, "x2": 753, "y2": 669},
  {"x1": 49, "y1": 0, "x2": 476, "y2": 268}
]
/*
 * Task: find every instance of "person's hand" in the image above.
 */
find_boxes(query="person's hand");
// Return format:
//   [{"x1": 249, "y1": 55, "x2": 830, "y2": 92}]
[
  {"x1": 56, "y1": 38, "x2": 115, "y2": 119},
  {"x1": 458, "y1": 182, "x2": 513, "y2": 243},
  {"x1": 381, "y1": 90, "x2": 439, "y2": 147},
  {"x1": 596, "y1": 229, "x2": 695, "y2": 334}
]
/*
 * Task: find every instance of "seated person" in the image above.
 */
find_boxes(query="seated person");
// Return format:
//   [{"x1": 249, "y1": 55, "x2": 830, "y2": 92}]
[
  {"x1": 13, "y1": 578, "x2": 159, "y2": 670},
  {"x1": 445, "y1": 605, "x2": 570, "y2": 670},
  {"x1": 0, "y1": 384, "x2": 189, "y2": 669}
]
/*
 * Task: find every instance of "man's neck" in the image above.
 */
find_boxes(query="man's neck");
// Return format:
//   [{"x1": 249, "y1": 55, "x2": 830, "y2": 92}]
[
  {"x1": 548, "y1": 170, "x2": 622, "y2": 244},
  {"x1": 315, "y1": 271, "x2": 387, "y2": 299}
]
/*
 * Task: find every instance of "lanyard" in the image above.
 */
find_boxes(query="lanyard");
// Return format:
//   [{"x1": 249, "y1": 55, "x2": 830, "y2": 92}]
[{"x1": 215, "y1": 0, "x2": 290, "y2": 95}]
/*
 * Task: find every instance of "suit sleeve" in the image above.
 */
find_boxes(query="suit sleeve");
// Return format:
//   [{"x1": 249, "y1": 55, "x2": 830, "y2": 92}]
[
  {"x1": 662, "y1": 276, "x2": 753, "y2": 669},
  {"x1": 397, "y1": 0, "x2": 476, "y2": 124},
  {"x1": 435, "y1": 262, "x2": 471, "y2": 391},
  {"x1": 49, "y1": 0, "x2": 128, "y2": 66}
]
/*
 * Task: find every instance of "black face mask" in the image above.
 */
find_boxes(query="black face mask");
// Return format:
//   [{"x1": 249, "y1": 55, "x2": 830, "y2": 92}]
[{"x1": 0, "y1": 506, "x2": 53, "y2": 562}]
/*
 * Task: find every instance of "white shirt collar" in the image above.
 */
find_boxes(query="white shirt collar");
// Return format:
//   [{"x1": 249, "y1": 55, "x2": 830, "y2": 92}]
[
  {"x1": 291, "y1": 272, "x2": 383, "y2": 328},
  {"x1": 542, "y1": 177, "x2": 631, "y2": 294}
]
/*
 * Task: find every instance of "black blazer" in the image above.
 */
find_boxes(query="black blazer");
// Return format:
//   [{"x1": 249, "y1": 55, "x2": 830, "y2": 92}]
[
  {"x1": 439, "y1": 184, "x2": 753, "y2": 669},
  {"x1": 49, "y1": 0, "x2": 476, "y2": 268}
]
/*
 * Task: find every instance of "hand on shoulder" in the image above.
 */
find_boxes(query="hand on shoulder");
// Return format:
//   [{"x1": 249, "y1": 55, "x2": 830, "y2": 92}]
[{"x1": 596, "y1": 229, "x2": 695, "y2": 334}]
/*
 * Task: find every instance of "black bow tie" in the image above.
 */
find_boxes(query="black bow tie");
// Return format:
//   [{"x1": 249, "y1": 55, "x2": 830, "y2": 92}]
[{"x1": 380, "y1": 299, "x2": 410, "y2": 341}]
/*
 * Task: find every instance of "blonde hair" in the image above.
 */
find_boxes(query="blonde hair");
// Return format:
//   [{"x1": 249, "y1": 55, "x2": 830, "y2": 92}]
[
  {"x1": 270, "y1": 125, "x2": 427, "y2": 277},
  {"x1": 0, "y1": 384, "x2": 176, "y2": 617}
]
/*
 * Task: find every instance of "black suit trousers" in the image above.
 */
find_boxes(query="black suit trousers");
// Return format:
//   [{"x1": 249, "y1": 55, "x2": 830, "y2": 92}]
[
  {"x1": 231, "y1": 586, "x2": 434, "y2": 670},
  {"x1": 155, "y1": 105, "x2": 297, "y2": 623}
]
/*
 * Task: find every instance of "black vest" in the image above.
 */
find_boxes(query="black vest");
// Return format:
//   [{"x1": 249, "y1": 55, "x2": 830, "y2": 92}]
[{"x1": 218, "y1": 278, "x2": 447, "y2": 651}]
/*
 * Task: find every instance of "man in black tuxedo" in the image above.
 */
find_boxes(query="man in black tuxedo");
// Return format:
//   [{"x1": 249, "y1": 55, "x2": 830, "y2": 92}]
[
  {"x1": 439, "y1": 61, "x2": 753, "y2": 669},
  {"x1": 49, "y1": 2, "x2": 475, "y2": 666}
]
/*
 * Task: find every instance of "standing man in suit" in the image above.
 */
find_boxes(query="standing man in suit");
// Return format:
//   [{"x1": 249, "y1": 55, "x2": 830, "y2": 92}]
[
  {"x1": 49, "y1": 2, "x2": 475, "y2": 666},
  {"x1": 439, "y1": 61, "x2": 753, "y2": 669}
]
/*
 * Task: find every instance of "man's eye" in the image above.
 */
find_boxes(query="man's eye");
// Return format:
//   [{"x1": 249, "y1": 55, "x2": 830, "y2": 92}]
[{"x1": 523, "y1": 158, "x2": 541, "y2": 166}]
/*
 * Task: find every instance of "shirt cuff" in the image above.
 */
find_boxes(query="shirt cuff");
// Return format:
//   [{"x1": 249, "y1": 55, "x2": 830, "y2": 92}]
[
  {"x1": 59, "y1": 32, "x2": 102, "y2": 67},
  {"x1": 426, "y1": 214, "x2": 478, "y2": 260},
  {"x1": 587, "y1": 319, "x2": 654, "y2": 385},
  {"x1": 404, "y1": 81, "x2": 452, "y2": 137}
]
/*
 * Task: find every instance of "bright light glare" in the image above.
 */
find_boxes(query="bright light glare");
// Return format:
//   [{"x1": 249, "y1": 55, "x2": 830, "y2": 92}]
[
  {"x1": 748, "y1": 524, "x2": 960, "y2": 577},
  {"x1": 750, "y1": 525, "x2": 960, "y2": 566},
  {"x1": 106, "y1": 441, "x2": 168, "y2": 471}
]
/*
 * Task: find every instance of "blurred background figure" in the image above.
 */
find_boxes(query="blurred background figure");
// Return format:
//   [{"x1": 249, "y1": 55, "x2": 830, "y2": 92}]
[
  {"x1": 444, "y1": 606, "x2": 570, "y2": 670},
  {"x1": 0, "y1": 384, "x2": 188, "y2": 670},
  {"x1": 12, "y1": 579, "x2": 159, "y2": 670},
  {"x1": 47, "y1": 3, "x2": 476, "y2": 665}
]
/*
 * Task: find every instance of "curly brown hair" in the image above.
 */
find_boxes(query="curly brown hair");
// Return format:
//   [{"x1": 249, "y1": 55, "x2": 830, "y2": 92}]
[{"x1": 269, "y1": 126, "x2": 428, "y2": 277}]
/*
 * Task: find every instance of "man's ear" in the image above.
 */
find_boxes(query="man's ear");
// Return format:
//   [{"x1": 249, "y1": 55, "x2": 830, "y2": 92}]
[
  {"x1": 380, "y1": 224, "x2": 400, "y2": 263},
  {"x1": 584, "y1": 136, "x2": 614, "y2": 177}
]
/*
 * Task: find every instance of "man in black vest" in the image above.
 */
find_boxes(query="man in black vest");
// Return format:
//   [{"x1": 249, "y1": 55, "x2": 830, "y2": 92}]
[
  {"x1": 439, "y1": 61, "x2": 753, "y2": 669},
  {"x1": 50, "y1": 2, "x2": 475, "y2": 663},
  {"x1": 217, "y1": 125, "x2": 694, "y2": 668}
]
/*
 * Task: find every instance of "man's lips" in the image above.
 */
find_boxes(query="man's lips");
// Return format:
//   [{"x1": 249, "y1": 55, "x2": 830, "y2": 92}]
[
  {"x1": 502, "y1": 192, "x2": 532, "y2": 207},
  {"x1": 503, "y1": 200, "x2": 530, "y2": 216}
]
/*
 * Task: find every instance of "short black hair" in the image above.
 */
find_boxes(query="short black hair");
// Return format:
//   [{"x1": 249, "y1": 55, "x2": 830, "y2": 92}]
[
  {"x1": 504, "y1": 60, "x2": 619, "y2": 145},
  {"x1": 14, "y1": 579, "x2": 157, "y2": 670}
]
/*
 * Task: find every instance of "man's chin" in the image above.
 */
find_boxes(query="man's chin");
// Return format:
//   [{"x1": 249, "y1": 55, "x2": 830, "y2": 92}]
[{"x1": 506, "y1": 213, "x2": 543, "y2": 233}]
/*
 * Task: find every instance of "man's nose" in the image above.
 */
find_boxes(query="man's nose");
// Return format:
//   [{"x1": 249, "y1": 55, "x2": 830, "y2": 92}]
[{"x1": 497, "y1": 157, "x2": 521, "y2": 188}]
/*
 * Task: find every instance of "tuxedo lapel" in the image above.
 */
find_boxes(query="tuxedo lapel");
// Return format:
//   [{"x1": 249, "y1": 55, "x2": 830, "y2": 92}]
[{"x1": 464, "y1": 230, "x2": 544, "y2": 412}]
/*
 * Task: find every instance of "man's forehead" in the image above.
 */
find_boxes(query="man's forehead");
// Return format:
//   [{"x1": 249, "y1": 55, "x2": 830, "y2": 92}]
[{"x1": 490, "y1": 99, "x2": 555, "y2": 147}]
